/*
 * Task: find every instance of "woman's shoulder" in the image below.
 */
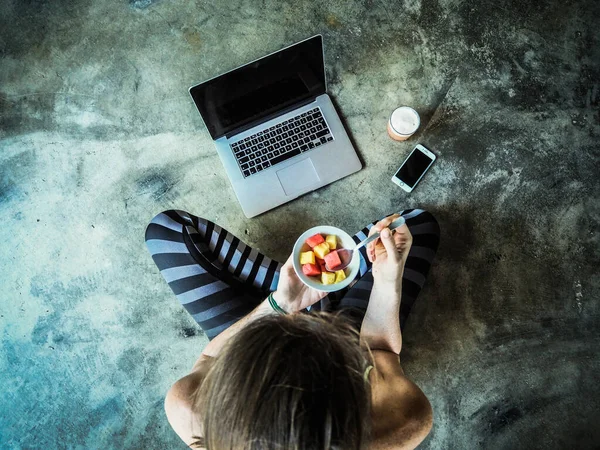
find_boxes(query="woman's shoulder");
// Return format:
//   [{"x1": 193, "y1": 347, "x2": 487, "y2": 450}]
[
  {"x1": 165, "y1": 355, "x2": 215, "y2": 448},
  {"x1": 368, "y1": 350, "x2": 433, "y2": 450}
]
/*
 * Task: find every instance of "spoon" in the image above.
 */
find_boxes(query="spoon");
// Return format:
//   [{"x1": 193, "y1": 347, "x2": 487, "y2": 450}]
[{"x1": 326, "y1": 216, "x2": 407, "y2": 271}]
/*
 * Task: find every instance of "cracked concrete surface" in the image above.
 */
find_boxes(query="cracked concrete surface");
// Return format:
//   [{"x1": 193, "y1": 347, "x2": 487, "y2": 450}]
[{"x1": 1, "y1": 0, "x2": 599, "y2": 448}]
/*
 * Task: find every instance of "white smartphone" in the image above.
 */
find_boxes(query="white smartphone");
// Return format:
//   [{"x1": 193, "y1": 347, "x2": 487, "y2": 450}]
[{"x1": 391, "y1": 144, "x2": 436, "y2": 193}]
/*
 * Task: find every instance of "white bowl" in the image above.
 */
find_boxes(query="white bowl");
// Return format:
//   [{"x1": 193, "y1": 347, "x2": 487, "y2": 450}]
[{"x1": 292, "y1": 225, "x2": 360, "y2": 293}]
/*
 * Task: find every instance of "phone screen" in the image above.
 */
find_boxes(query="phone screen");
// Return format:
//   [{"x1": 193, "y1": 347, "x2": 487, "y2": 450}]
[{"x1": 394, "y1": 149, "x2": 434, "y2": 188}]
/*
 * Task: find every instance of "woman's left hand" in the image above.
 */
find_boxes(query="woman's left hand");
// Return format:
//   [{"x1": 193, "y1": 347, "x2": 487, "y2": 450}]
[{"x1": 272, "y1": 255, "x2": 327, "y2": 313}]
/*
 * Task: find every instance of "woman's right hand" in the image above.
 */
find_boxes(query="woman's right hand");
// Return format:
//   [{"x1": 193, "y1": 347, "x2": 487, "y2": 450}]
[{"x1": 367, "y1": 214, "x2": 413, "y2": 288}]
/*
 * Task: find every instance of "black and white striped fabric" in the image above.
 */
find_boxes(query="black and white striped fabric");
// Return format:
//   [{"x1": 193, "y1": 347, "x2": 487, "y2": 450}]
[
  {"x1": 145, "y1": 209, "x2": 439, "y2": 340},
  {"x1": 334, "y1": 209, "x2": 440, "y2": 330}
]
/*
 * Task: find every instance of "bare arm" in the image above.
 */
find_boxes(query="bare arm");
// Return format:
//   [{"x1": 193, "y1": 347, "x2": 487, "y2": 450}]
[
  {"x1": 361, "y1": 280, "x2": 403, "y2": 354},
  {"x1": 165, "y1": 255, "x2": 327, "y2": 447},
  {"x1": 193, "y1": 298, "x2": 275, "y2": 364},
  {"x1": 357, "y1": 215, "x2": 432, "y2": 448},
  {"x1": 165, "y1": 299, "x2": 277, "y2": 448},
  {"x1": 194, "y1": 254, "x2": 326, "y2": 364},
  {"x1": 368, "y1": 351, "x2": 433, "y2": 450},
  {"x1": 360, "y1": 214, "x2": 412, "y2": 354}
]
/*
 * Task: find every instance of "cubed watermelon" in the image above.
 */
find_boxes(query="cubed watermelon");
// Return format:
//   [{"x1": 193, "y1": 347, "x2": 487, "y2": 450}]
[
  {"x1": 324, "y1": 250, "x2": 342, "y2": 271},
  {"x1": 313, "y1": 242, "x2": 330, "y2": 260},
  {"x1": 302, "y1": 263, "x2": 321, "y2": 277},
  {"x1": 306, "y1": 234, "x2": 325, "y2": 248}
]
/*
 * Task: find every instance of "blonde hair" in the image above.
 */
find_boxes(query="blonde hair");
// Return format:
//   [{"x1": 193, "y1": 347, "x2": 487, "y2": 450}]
[{"x1": 192, "y1": 311, "x2": 373, "y2": 449}]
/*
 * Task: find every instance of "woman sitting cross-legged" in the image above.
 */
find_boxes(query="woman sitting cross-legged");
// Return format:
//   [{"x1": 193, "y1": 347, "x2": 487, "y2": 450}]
[{"x1": 145, "y1": 209, "x2": 440, "y2": 449}]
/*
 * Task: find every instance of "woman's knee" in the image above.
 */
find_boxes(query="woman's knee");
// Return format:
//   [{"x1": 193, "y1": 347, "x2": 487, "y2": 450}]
[
  {"x1": 145, "y1": 210, "x2": 194, "y2": 243},
  {"x1": 413, "y1": 210, "x2": 440, "y2": 236}
]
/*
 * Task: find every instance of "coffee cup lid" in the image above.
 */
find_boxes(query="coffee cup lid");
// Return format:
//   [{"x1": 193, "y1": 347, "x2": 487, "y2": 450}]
[{"x1": 390, "y1": 107, "x2": 420, "y2": 135}]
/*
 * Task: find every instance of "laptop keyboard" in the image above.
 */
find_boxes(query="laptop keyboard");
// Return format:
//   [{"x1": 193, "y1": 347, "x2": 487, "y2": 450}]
[{"x1": 231, "y1": 108, "x2": 334, "y2": 178}]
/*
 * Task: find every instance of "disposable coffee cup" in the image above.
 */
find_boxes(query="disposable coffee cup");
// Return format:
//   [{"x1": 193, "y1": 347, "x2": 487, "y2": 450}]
[{"x1": 387, "y1": 106, "x2": 420, "y2": 141}]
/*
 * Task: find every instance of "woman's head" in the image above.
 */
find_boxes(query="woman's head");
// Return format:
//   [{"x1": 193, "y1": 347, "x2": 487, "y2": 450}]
[{"x1": 194, "y1": 311, "x2": 373, "y2": 450}]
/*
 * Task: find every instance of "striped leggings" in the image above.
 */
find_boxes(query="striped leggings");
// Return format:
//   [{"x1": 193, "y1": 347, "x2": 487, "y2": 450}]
[{"x1": 145, "y1": 209, "x2": 440, "y2": 340}]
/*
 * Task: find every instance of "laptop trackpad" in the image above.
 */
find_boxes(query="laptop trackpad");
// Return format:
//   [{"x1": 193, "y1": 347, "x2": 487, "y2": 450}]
[{"x1": 276, "y1": 158, "x2": 320, "y2": 196}]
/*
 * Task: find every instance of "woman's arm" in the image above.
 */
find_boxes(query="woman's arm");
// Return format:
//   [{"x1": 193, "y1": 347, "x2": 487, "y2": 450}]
[
  {"x1": 368, "y1": 351, "x2": 433, "y2": 450},
  {"x1": 194, "y1": 254, "x2": 326, "y2": 363},
  {"x1": 360, "y1": 214, "x2": 412, "y2": 354},
  {"x1": 164, "y1": 298, "x2": 277, "y2": 448},
  {"x1": 359, "y1": 216, "x2": 432, "y2": 449},
  {"x1": 361, "y1": 278, "x2": 403, "y2": 354},
  {"x1": 194, "y1": 298, "x2": 278, "y2": 362},
  {"x1": 165, "y1": 297, "x2": 280, "y2": 446},
  {"x1": 165, "y1": 255, "x2": 327, "y2": 447}
]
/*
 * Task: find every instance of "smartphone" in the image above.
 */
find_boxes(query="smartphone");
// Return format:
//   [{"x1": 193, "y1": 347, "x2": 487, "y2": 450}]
[{"x1": 391, "y1": 144, "x2": 436, "y2": 193}]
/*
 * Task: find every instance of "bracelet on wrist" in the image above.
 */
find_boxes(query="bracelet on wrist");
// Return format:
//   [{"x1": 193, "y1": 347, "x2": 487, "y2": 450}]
[{"x1": 268, "y1": 291, "x2": 288, "y2": 315}]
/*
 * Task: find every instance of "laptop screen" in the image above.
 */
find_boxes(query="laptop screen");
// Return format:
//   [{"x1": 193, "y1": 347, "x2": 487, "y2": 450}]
[{"x1": 190, "y1": 35, "x2": 326, "y2": 140}]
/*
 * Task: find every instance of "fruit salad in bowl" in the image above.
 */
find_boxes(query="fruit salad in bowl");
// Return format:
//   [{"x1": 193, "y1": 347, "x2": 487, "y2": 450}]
[{"x1": 292, "y1": 226, "x2": 360, "y2": 292}]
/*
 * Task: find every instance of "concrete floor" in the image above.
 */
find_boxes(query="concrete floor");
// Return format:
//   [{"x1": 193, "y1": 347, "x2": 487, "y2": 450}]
[{"x1": 1, "y1": 0, "x2": 599, "y2": 448}]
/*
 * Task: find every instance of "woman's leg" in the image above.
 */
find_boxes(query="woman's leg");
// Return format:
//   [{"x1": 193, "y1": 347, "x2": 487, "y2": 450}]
[
  {"x1": 334, "y1": 209, "x2": 440, "y2": 330},
  {"x1": 145, "y1": 210, "x2": 283, "y2": 339}
]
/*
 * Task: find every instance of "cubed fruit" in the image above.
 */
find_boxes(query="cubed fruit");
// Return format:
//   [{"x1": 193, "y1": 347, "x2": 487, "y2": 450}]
[
  {"x1": 306, "y1": 234, "x2": 325, "y2": 248},
  {"x1": 313, "y1": 242, "x2": 330, "y2": 259},
  {"x1": 302, "y1": 263, "x2": 321, "y2": 277},
  {"x1": 326, "y1": 235, "x2": 337, "y2": 250},
  {"x1": 316, "y1": 258, "x2": 326, "y2": 271},
  {"x1": 324, "y1": 250, "x2": 342, "y2": 271},
  {"x1": 300, "y1": 251, "x2": 315, "y2": 265},
  {"x1": 334, "y1": 270, "x2": 347, "y2": 283},
  {"x1": 321, "y1": 271, "x2": 336, "y2": 285}
]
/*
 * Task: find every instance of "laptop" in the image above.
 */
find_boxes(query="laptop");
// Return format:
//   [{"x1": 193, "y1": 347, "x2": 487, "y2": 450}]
[{"x1": 189, "y1": 35, "x2": 362, "y2": 218}]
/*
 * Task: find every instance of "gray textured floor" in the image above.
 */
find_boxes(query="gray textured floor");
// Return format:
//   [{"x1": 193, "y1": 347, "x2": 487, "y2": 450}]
[{"x1": 1, "y1": 0, "x2": 599, "y2": 448}]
